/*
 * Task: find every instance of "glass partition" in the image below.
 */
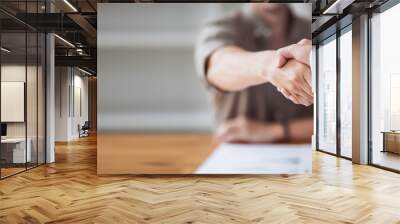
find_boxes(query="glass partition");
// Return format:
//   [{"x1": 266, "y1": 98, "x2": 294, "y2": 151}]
[
  {"x1": 317, "y1": 36, "x2": 337, "y2": 154},
  {"x1": 0, "y1": 2, "x2": 46, "y2": 179},
  {"x1": 370, "y1": 3, "x2": 400, "y2": 171},
  {"x1": 27, "y1": 0, "x2": 40, "y2": 170},
  {"x1": 339, "y1": 27, "x2": 352, "y2": 158},
  {"x1": 27, "y1": 30, "x2": 38, "y2": 169},
  {"x1": 1, "y1": 31, "x2": 28, "y2": 177}
]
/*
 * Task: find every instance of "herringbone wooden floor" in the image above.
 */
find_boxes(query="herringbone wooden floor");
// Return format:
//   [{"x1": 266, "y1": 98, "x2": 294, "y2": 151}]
[{"x1": 1, "y1": 135, "x2": 400, "y2": 224}]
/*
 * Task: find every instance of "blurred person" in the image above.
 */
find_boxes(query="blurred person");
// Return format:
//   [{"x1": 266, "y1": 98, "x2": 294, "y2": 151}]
[{"x1": 195, "y1": 3, "x2": 313, "y2": 144}]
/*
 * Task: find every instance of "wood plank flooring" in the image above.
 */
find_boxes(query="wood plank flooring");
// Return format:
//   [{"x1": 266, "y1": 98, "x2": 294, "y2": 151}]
[{"x1": 1, "y1": 134, "x2": 400, "y2": 223}]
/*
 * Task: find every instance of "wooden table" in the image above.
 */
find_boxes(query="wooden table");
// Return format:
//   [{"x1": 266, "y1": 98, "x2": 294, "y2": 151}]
[
  {"x1": 382, "y1": 131, "x2": 400, "y2": 154},
  {"x1": 97, "y1": 133, "x2": 216, "y2": 174}
]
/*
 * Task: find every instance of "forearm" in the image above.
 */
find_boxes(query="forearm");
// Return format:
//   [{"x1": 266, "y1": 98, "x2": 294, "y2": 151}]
[
  {"x1": 248, "y1": 118, "x2": 313, "y2": 143},
  {"x1": 287, "y1": 117, "x2": 313, "y2": 143},
  {"x1": 255, "y1": 118, "x2": 313, "y2": 143},
  {"x1": 207, "y1": 46, "x2": 277, "y2": 91}
]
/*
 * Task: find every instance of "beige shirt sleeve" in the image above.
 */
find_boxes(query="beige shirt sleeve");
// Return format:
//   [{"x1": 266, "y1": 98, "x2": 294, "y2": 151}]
[{"x1": 194, "y1": 12, "x2": 243, "y2": 90}]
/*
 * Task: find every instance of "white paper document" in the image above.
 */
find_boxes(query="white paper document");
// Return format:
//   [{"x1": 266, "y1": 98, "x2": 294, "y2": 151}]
[{"x1": 195, "y1": 143, "x2": 312, "y2": 174}]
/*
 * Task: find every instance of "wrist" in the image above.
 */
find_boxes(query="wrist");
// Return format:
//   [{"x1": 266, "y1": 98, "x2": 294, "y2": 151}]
[
  {"x1": 255, "y1": 122, "x2": 285, "y2": 143},
  {"x1": 254, "y1": 50, "x2": 279, "y2": 83},
  {"x1": 271, "y1": 122, "x2": 285, "y2": 142}
]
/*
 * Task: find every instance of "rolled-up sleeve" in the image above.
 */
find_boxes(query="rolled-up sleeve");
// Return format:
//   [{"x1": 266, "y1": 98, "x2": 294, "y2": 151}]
[{"x1": 194, "y1": 13, "x2": 242, "y2": 89}]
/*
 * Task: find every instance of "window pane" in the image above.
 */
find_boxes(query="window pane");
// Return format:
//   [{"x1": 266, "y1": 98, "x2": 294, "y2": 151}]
[
  {"x1": 317, "y1": 37, "x2": 337, "y2": 154},
  {"x1": 340, "y1": 29, "x2": 352, "y2": 158},
  {"x1": 371, "y1": 3, "x2": 400, "y2": 171}
]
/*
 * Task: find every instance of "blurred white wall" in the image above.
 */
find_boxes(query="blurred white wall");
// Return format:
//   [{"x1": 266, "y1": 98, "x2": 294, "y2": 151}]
[
  {"x1": 98, "y1": 3, "x2": 222, "y2": 132},
  {"x1": 97, "y1": 3, "x2": 311, "y2": 132}
]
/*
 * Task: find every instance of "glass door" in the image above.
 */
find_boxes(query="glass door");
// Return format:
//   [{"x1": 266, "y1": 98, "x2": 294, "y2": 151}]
[{"x1": 317, "y1": 35, "x2": 337, "y2": 154}]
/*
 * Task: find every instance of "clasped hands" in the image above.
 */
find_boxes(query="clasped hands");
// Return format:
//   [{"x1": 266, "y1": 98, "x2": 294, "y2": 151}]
[
  {"x1": 214, "y1": 40, "x2": 313, "y2": 143},
  {"x1": 264, "y1": 39, "x2": 313, "y2": 106}
]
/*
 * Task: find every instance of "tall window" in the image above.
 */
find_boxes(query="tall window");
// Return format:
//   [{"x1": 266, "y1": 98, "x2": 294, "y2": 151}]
[
  {"x1": 339, "y1": 28, "x2": 352, "y2": 158},
  {"x1": 317, "y1": 36, "x2": 337, "y2": 154},
  {"x1": 370, "y1": 3, "x2": 400, "y2": 171}
]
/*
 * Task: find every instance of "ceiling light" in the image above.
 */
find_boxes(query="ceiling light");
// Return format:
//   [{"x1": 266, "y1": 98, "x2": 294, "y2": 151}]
[
  {"x1": 63, "y1": 0, "x2": 78, "y2": 12},
  {"x1": 323, "y1": 0, "x2": 354, "y2": 15},
  {"x1": 323, "y1": 0, "x2": 341, "y2": 14},
  {"x1": 78, "y1": 67, "x2": 93, "y2": 76},
  {"x1": 1, "y1": 47, "x2": 11, "y2": 53},
  {"x1": 76, "y1": 48, "x2": 85, "y2": 55},
  {"x1": 54, "y1": 34, "x2": 75, "y2": 48}
]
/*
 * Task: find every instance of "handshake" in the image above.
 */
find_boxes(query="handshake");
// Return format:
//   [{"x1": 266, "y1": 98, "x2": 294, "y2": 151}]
[
  {"x1": 263, "y1": 39, "x2": 313, "y2": 106},
  {"x1": 207, "y1": 38, "x2": 313, "y2": 106}
]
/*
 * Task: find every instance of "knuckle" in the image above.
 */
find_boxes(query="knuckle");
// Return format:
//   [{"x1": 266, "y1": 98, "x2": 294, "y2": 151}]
[
  {"x1": 288, "y1": 75, "x2": 297, "y2": 83},
  {"x1": 287, "y1": 83, "x2": 294, "y2": 91},
  {"x1": 293, "y1": 74, "x2": 302, "y2": 82}
]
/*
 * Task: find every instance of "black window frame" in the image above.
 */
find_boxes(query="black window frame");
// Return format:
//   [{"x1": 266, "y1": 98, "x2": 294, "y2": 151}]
[{"x1": 314, "y1": 15, "x2": 353, "y2": 161}]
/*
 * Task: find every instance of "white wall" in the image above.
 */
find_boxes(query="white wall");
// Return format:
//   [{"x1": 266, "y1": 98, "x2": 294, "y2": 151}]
[
  {"x1": 1, "y1": 63, "x2": 47, "y2": 163},
  {"x1": 55, "y1": 67, "x2": 69, "y2": 141},
  {"x1": 71, "y1": 74, "x2": 89, "y2": 138},
  {"x1": 98, "y1": 3, "x2": 218, "y2": 132},
  {"x1": 1, "y1": 65, "x2": 36, "y2": 138},
  {"x1": 55, "y1": 67, "x2": 89, "y2": 141}
]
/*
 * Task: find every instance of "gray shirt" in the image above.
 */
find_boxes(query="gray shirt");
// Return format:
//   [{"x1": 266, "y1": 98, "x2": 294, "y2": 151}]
[{"x1": 195, "y1": 9, "x2": 313, "y2": 124}]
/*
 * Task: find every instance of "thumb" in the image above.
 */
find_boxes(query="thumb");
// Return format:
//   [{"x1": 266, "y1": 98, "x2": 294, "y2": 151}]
[
  {"x1": 280, "y1": 45, "x2": 310, "y2": 66},
  {"x1": 276, "y1": 52, "x2": 288, "y2": 68},
  {"x1": 298, "y1": 38, "x2": 311, "y2": 46}
]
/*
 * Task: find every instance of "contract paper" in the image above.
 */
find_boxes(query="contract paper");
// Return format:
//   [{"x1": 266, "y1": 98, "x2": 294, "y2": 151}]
[{"x1": 195, "y1": 143, "x2": 312, "y2": 174}]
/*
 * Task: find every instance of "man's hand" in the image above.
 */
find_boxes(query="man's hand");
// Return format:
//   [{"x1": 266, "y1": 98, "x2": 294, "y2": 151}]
[
  {"x1": 273, "y1": 39, "x2": 313, "y2": 106},
  {"x1": 276, "y1": 39, "x2": 311, "y2": 67},
  {"x1": 257, "y1": 39, "x2": 313, "y2": 106},
  {"x1": 264, "y1": 59, "x2": 313, "y2": 106},
  {"x1": 205, "y1": 39, "x2": 314, "y2": 106},
  {"x1": 215, "y1": 117, "x2": 284, "y2": 144}
]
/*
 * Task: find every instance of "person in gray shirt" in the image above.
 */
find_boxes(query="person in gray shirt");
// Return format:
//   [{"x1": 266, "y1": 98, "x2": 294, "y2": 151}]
[{"x1": 195, "y1": 3, "x2": 313, "y2": 144}]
